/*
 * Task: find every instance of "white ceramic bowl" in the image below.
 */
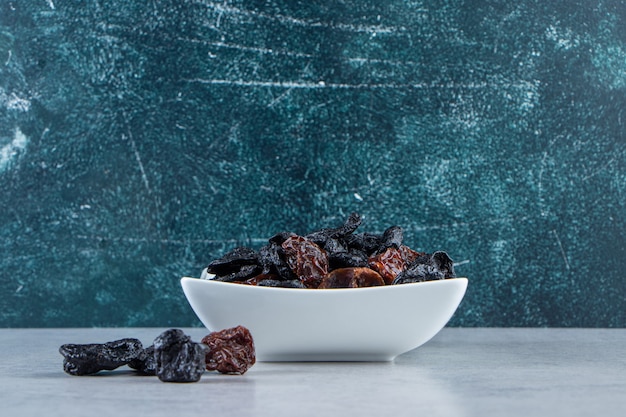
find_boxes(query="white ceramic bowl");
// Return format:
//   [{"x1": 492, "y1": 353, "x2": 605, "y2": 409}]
[{"x1": 181, "y1": 276, "x2": 467, "y2": 362}]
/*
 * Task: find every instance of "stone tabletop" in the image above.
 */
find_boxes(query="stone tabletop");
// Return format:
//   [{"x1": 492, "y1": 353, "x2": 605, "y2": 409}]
[{"x1": 1, "y1": 328, "x2": 625, "y2": 417}]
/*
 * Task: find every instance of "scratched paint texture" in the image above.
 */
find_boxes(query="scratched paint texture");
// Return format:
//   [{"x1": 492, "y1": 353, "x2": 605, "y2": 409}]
[{"x1": 1, "y1": 1, "x2": 625, "y2": 327}]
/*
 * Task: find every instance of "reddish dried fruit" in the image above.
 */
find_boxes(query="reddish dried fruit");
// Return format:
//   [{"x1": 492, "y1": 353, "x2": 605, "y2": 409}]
[
  {"x1": 281, "y1": 235, "x2": 329, "y2": 288},
  {"x1": 368, "y1": 245, "x2": 423, "y2": 284},
  {"x1": 367, "y1": 245, "x2": 420, "y2": 285},
  {"x1": 398, "y1": 245, "x2": 423, "y2": 264},
  {"x1": 202, "y1": 326, "x2": 256, "y2": 374},
  {"x1": 368, "y1": 248, "x2": 405, "y2": 285},
  {"x1": 318, "y1": 267, "x2": 385, "y2": 289}
]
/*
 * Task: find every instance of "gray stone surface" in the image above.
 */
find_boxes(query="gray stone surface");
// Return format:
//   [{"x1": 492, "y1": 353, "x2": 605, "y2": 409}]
[
  {"x1": 1, "y1": 1, "x2": 625, "y2": 327},
  {"x1": 1, "y1": 328, "x2": 625, "y2": 417}
]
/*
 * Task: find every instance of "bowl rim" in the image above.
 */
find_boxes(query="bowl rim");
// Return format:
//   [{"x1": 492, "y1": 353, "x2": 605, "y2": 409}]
[{"x1": 181, "y1": 275, "x2": 468, "y2": 293}]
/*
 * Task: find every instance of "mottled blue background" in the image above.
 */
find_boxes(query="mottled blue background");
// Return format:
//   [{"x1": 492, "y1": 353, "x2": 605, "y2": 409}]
[{"x1": 1, "y1": 1, "x2": 625, "y2": 327}]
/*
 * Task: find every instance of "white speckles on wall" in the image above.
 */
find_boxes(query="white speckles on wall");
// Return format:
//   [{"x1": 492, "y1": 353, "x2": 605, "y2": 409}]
[
  {"x1": 0, "y1": 1, "x2": 625, "y2": 327},
  {"x1": 0, "y1": 127, "x2": 28, "y2": 172}
]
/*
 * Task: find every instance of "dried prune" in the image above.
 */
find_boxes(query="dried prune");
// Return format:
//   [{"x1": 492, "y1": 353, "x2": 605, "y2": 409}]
[
  {"x1": 213, "y1": 264, "x2": 262, "y2": 282},
  {"x1": 245, "y1": 274, "x2": 306, "y2": 288},
  {"x1": 318, "y1": 267, "x2": 385, "y2": 289},
  {"x1": 281, "y1": 235, "x2": 329, "y2": 288},
  {"x1": 380, "y1": 226, "x2": 403, "y2": 250},
  {"x1": 430, "y1": 251, "x2": 455, "y2": 277},
  {"x1": 202, "y1": 326, "x2": 256, "y2": 374},
  {"x1": 329, "y1": 248, "x2": 369, "y2": 269},
  {"x1": 321, "y1": 237, "x2": 347, "y2": 254},
  {"x1": 344, "y1": 232, "x2": 383, "y2": 255},
  {"x1": 154, "y1": 329, "x2": 208, "y2": 383},
  {"x1": 306, "y1": 212, "x2": 362, "y2": 247},
  {"x1": 207, "y1": 247, "x2": 259, "y2": 276},
  {"x1": 392, "y1": 251, "x2": 456, "y2": 284},
  {"x1": 334, "y1": 212, "x2": 363, "y2": 236},
  {"x1": 257, "y1": 278, "x2": 306, "y2": 288},
  {"x1": 128, "y1": 344, "x2": 156, "y2": 375},
  {"x1": 258, "y1": 237, "x2": 297, "y2": 280},
  {"x1": 59, "y1": 338, "x2": 144, "y2": 376}
]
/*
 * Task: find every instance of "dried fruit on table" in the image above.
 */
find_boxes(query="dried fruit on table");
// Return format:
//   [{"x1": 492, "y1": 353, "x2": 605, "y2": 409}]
[
  {"x1": 202, "y1": 325, "x2": 256, "y2": 374},
  {"x1": 59, "y1": 338, "x2": 145, "y2": 376},
  {"x1": 128, "y1": 344, "x2": 156, "y2": 375},
  {"x1": 318, "y1": 267, "x2": 385, "y2": 289},
  {"x1": 154, "y1": 329, "x2": 208, "y2": 383}
]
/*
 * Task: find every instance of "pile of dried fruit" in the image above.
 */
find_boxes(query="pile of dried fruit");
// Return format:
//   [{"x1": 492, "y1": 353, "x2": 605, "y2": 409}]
[
  {"x1": 59, "y1": 326, "x2": 255, "y2": 382},
  {"x1": 206, "y1": 213, "x2": 456, "y2": 289}
]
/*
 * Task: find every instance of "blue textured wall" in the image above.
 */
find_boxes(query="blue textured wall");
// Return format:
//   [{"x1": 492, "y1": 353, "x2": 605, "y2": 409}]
[{"x1": 1, "y1": 1, "x2": 625, "y2": 327}]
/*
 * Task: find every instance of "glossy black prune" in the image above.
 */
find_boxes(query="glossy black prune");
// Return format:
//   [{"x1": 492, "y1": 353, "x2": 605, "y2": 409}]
[
  {"x1": 213, "y1": 264, "x2": 261, "y2": 282},
  {"x1": 328, "y1": 248, "x2": 369, "y2": 269},
  {"x1": 153, "y1": 329, "x2": 208, "y2": 383},
  {"x1": 207, "y1": 247, "x2": 259, "y2": 276},
  {"x1": 380, "y1": 226, "x2": 403, "y2": 250},
  {"x1": 344, "y1": 232, "x2": 384, "y2": 255},
  {"x1": 128, "y1": 344, "x2": 156, "y2": 375},
  {"x1": 257, "y1": 278, "x2": 307, "y2": 288},
  {"x1": 392, "y1": 251, "x2": 456, "y2": 284},
  {"x1": 321, "y1": 237, "x2": 347, "y2": 254},
  {"x1": 306, "y1": 212, "x2": 362, "y2": 247},
  {"x1": 431, "y1": 251, "x2": 455, "y2": 276},
  {"x1": 258, "y1": 237, "x2": 297, "y2": 280},
  {"x1": 59, "y1": 338, "x2": 144, "y2": 376}
]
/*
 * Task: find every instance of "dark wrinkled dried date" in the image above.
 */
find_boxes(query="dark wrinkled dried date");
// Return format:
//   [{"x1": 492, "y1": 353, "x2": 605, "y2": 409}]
[
  {"x1": 202, "y1": 326, "x2": 256, "y2": 374},
  {"x1": 281, "y1": 235, "x2": 329, "y2": 288},
  {"x1": 318, "y1": 267, "x2": 385, "y2": 289},
  {"x1": 368, "y1": 245, "x2": 423, "y2": 285}
]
